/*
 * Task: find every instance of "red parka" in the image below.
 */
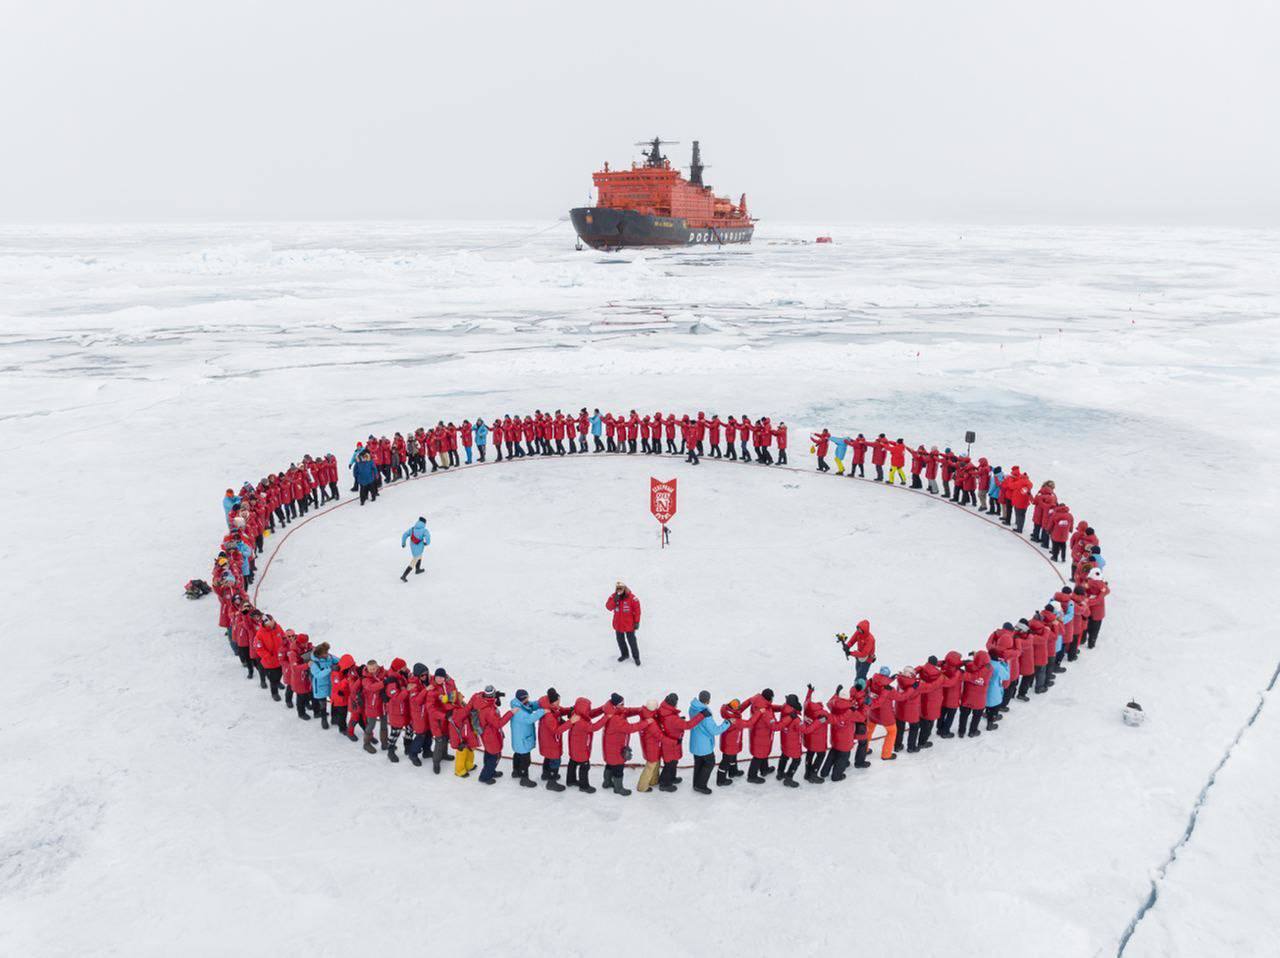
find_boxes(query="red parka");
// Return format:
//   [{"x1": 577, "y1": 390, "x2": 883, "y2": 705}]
[
  {"x1": 606, "y1": 590, "x2": 641, "y2": 631},
  {"x1": 601, "y1": 702, "x2": 649, "y2": 765},
  {"x1": 657, "y1": 701, "x2": 704, "y2": 761},
  {"x1": 960, "y1": 651, "x2": 992, "y2": 709},
  {"x1": 566, "y1": 697, "x2": 607, "y2": 763}
]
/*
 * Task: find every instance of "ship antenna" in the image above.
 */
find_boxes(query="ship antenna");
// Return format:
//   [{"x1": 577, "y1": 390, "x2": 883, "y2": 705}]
[{"x1": 634, "y1": 136, "x2": 679, "y2": 168}]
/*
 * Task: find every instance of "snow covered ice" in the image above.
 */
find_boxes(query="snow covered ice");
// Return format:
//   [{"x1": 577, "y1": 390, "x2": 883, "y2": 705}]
[{"x1": 1, "y1": 221, "x2": 1278, "y2": 956}]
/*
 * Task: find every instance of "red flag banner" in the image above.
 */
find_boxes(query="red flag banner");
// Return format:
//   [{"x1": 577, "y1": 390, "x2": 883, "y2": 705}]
[{"x1": 650, "y1": 477, "x2": 677, "y2": 524}]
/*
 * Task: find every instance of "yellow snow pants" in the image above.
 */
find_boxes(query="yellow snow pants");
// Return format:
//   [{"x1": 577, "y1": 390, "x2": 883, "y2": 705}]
[{"x1": 455, "y1": 748, "x2": 475, "y2": 776}]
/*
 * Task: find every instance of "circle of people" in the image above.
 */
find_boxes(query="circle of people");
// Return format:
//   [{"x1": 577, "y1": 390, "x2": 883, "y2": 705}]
[{"x1": 208, "y1": 407, "x2": 1112, "y2": 796}]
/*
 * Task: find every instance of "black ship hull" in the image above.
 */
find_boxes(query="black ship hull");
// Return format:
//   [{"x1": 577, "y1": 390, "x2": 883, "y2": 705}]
[{"x1": 570, "y1": 207, "x2": 754, "y2": 250}]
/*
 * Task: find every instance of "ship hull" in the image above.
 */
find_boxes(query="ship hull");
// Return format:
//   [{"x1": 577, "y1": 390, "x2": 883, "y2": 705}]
[{"x1": 570, "y1": 207, "x2": 753, "y2": 250}]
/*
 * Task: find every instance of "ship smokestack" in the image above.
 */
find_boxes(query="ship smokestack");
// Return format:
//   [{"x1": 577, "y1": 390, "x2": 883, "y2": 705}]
[{"x1": 690, "y1": 141, "x2": 704, "y2": 186}]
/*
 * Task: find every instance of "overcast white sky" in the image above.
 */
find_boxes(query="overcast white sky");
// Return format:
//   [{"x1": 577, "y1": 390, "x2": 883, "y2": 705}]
[{"x1": 2, "y1": 0, "x2": 1277, "y2": 225}]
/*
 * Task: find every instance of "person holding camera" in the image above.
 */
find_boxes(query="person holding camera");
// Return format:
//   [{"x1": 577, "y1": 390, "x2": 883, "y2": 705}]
[
  {"x1": 476, "y1": 686, "x2": 513, "y2": 784},
  {"x1": 606, "y1": 582, "x2": 642, "y2": 665},
  {"x1": 838, "y1": 620, "x2": 876, "y2": 683}
]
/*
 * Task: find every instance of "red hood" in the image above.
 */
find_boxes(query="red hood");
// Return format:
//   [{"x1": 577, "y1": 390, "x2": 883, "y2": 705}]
[
  {"x1": 537, "y1": 695, "x2": 557, "y2": 711},
  {"x1": 804, "y1": 700, "x2": 826, "y2": 718},
  {"x1": 972, "y1": 650, "x2": 990, "y2": 669},
  {"x1": 720, "y1": 703, "x2": 742, "y2": 720},
  {"x1": 572, "y1": 697, "x2": 592, "y2": 718},
  {"x1": 337, "y1": 654, "x2": 355, "y2": 670},
  {"x1": 920, "y1": 663, "x2": 941, "y2": 682}
]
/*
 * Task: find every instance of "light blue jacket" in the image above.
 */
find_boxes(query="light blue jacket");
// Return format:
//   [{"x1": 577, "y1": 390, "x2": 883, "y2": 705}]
[
  {"x1": 227, "y1": 538, "x2": 251, "y2": 574},
  {"x1": 222, "y1": 494, "x2": 240, "y2": 517},
  {"x1": 988, "y1": 470, "x2": 1004, "y2": 498},
  {"x1": 349, "y1": 447, "x2": 365, "y2": 467},
  {"x1": 309, "y1": 655, "x2": 338, "y2": 699},
  {"x1": 987, "y1": 660, "x2": 1010, "y2": 707},
  {"x1": 687, "y1": 700, "x2": 730, "y2": 757},
  {"x1": 590, "y1": 413, "x2": 602, "y2": 437},
  {"x1": 1056, "y1": 604, "x2": 1074, "y2": 653},
  {"x1": 475, "y1": 422, "x2": 488, "y2": 446},
  {"x1": 401, "y1": 521, "x2": 431, "y2": 557},
  {"x1": 510, "y1": 700, "x2": 546, "y2": 754},
  {"x1": 831, "y1": 436, "x2": 850, "y2": 458}
]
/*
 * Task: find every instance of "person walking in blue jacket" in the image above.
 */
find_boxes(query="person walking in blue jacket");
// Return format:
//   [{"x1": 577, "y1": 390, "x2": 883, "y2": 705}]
[
  {"x1": 688, "y1": 692, "x2": 731, "y2": 795},
  {"x1": 830, "y1": 435, "x2": 851, "y2": 476},
  {"x1": 590, "y1": 408, "x2": 604, "y2": 452},
  {"x1": 475, "y1": 418, "x2": 489, "y2": 462},
  {"x1": 985, "y1": 653, "x2": 1011, "y2": 730},
  {"x1": 354, "y1": 451, "x2": 379, "y2": 505},
  {"x1": 308, "y1": 641, "x2": 339, "y2": 728},
  {"x1": 400, "y1": 517, "x2": 430, "y2": 582},
  {"x1": 508, "y1": 690, "x2": 545, "y2": 787}
]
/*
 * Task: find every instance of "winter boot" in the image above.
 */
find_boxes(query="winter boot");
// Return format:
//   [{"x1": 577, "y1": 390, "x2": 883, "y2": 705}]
[
  {"x1": 693, "y1": 785, "x2": 712, "y2": 795},
  {"x1": 546, "y1": 773, "x2": 566, "y2": 792},
  {"x1": 658, "y1": 784, "x2": 678, "y2": 793},
  {"x1": 578, "y1": 782, "x2": 597, "y2": 794},
  {"x1": 612, "y1": 779, "x2": 632, "y2": 797},
  {"x1": 387, "y1": 746, "x2": 400, "y2": 763},
  {"x1": 716, "y1": 771, "x2": 733, "y2": 786},
  {"x1": 519, "y1": 775, "x2": 537, "y2": 788},
  {"x1": 320, "y1": 713, "x2": 329, "y2": 730},
  {"x1": 363, "y1": 740, "x2": 377, "y2": 755},
  {"x1": 400, "y1": 568, "x2": 410, "y2": 583},
  {"x1": 408, "y1": 753, "x2": 422, "y2": 767},
  {"x1": 783, "y1": 775, "x2": 800, "y2": 789}
]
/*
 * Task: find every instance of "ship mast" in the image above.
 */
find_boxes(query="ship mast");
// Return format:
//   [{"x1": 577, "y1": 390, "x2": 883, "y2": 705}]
[
  {"x1": 635, "y1": 136, "x2": 678, "y2": 168},
  {"x1": 689, "y1": 141, "x2": 704, "y2": 186}
]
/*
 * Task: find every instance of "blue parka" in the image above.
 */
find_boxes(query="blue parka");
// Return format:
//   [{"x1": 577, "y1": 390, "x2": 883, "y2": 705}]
[
  {"x1": 401, "y1": 520, "x2": 431, "y2": 557},
  {"x1": 353, "y1": 458, "x2": 377, "y2": 487},
  {"x1": 475, "y1": 422, "x2": 489, "y2": 446},
  {"x1": 309, "y1": 655, "x2": 338, "y2": 699},
  {"x1": 831, "y1": 436, "x2": 850, "y2": 459},
  {"x1": 222, "y1": 494, "x2": 240, "y2": 517},
  {"x1": 510, "y1": 700, "x2": 546, "y2": 754},
  {"x1": 590, "y1": 413, "x2": 602, "y2": 437},
  {"x1": 988, "y1": 468, "x2": 1004, "y2": 499},
  {"x1": 687, "y1": 700, "x2": 731, "y2": 757},
  {"x1": 986, "y1": 659, "x2": 1011, "y2": 708}
]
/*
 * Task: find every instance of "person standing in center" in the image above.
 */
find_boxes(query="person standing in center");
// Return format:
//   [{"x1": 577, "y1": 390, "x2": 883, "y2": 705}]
[
  {"x1": 607, "y1": 581, "x2": 642, "y2": 665},
  {"x1": 400, "y1": 516, "x2": 430, "y2": 582}
]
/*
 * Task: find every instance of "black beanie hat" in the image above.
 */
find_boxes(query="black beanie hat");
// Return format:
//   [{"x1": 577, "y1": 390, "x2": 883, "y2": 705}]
[
  {"x1": 664, "y1": 692, "x2": 679, "y2": 706},
  {"x1": 434, "y1": 667, "x2": 447, "y2": 678},
  {"x1": 762, "y1": 688, "x2": 775, "y2": 701},
  {"x1": 1002, "y1": 622, "x2": 1013, "y2": 630},
  {"x1": 698, "y1": 690, "x2": 711, "y2": 704},
  {"x1": 928, "y1": 654, "x2": 939, "y2": 666},
  {"x1": 610, "y1": 692, "x2": 624, "y2": 706},
  {"x1": 546, "y1": 687, "x2": 559, "y2": 703},
  {"x1": 412, "y1": 663, "x2": 428, "y2": 678}
]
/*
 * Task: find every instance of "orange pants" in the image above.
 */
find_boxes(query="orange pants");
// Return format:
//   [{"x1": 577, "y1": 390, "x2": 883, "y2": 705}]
[{"x1": 868, "y1": 722, "x2": 896, "y2": 759}]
